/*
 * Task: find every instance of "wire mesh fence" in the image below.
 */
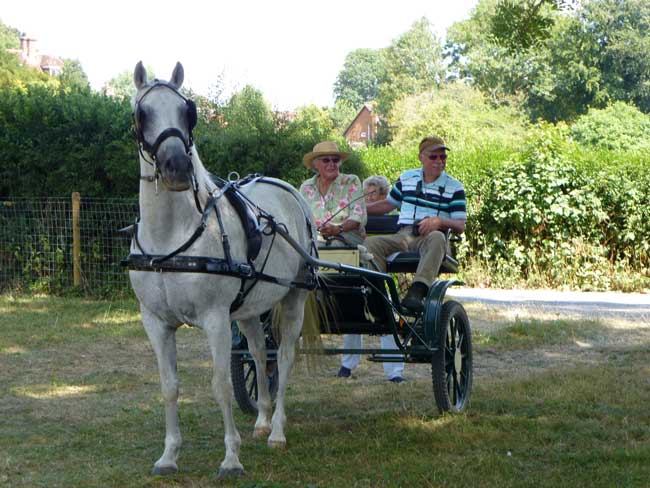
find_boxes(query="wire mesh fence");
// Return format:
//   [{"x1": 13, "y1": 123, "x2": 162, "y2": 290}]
[{"x1": 1, "y1": 196, "x2": 137, "y2": 295}]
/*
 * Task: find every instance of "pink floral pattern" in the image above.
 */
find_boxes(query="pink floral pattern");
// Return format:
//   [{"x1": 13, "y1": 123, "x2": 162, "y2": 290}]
[{"x1": 300, "y1": 174, "x2": 367, "y2": 229}]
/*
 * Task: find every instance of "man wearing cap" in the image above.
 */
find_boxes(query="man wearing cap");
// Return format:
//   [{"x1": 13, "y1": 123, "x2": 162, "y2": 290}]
[
  {"x1": 364, "y1": 136, "x2": 467, "y2": 312},
  {"x1": 299, "y1": 141, "x2": 366, "y2": 246}
]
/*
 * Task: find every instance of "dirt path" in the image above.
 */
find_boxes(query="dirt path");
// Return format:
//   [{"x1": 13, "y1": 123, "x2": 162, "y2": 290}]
[{"x1": 305, "y1": 291, "x2": 650, "y2": 386}]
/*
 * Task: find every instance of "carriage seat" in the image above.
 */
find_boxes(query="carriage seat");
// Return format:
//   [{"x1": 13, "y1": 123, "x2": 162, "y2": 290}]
[
  {"x1": 385, "y1": 251, "x2": 458, "y2": 274},
  {"x1": 366, "y1": 215, "x2": 459, "y2": 275}
]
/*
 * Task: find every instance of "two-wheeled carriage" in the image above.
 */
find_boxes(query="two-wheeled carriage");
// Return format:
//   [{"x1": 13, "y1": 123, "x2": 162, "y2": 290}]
[{"x1": 231, "y1": 214, "x2": 473, "y2": 414}]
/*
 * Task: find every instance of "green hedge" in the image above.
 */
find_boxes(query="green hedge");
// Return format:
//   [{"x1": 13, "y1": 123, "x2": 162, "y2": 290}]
[
  {"x1": 359, "y1": 124, "x2": 650, "y2": 291},
  {"x1": 1, "y1": 84, "x2": 648, "y2": 291}
]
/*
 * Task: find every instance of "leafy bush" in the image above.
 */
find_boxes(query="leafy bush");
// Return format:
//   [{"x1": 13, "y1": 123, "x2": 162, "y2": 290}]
[
  {"x1": 469, "y1": 124, "x2": 649, "y2": 290},
  {"x1": 388, "y1": 83, "x2": 529, "y2": 152},
  {"x1": 570, "y1": 102, "x2": 650, "y2": 151}
]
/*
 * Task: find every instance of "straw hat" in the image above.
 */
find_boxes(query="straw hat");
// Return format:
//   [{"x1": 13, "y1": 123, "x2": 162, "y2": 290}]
[
  {"x1": 303, "y1": 141, "x2": 350, "y2": 169},
  {"x1": 419, "y1": 136, "x2": 450, "y2": 153}
]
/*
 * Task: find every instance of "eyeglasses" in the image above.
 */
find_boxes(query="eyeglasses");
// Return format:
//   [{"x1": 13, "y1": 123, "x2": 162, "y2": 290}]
[
  {"x1": 426, "y1": 154, "x2": 448, "y2": 161},
  {"x1": 318, "y1": 157, "x2": 341, "y2": 164}
]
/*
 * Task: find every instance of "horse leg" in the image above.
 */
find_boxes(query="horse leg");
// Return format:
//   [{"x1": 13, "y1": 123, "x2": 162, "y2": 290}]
[
  {"x1": 204, "y1": 314, "x2": 245, "y2": 478},
  {"x1": 141, "y1": 309, "x2": 181, "y2": 475},
  {"x1": 236, "y1": 317, "x2": 273, "y2": 439},
  {"x1": 268, "y1": 289, "x2": 307, "y2": 449}
]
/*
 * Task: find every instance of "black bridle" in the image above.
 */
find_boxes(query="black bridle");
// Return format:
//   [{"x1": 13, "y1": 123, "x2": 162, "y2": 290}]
[{"x1": 132, "y1": 80, "x2": 198, "y2": 172}]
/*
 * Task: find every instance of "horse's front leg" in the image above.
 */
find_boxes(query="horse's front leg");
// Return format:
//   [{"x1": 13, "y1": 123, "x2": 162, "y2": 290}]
[
  {"x1": 268, "y1": 290, "x2": 307, "y2": 448},
  {"x1": 205, "y1": 313, "x2": 245, "y2": 478},
  {"x1": 237, "y1": 317, "x2": 273, "y2": 439},
  {"x1": 141, "y1": 308, "x2": 181, "y2": 475}
]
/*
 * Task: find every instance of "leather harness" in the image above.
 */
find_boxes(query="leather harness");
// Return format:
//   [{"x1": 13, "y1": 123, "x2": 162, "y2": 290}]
[{"x1": 123, "y1": 174, "x2": 319, "y2": 313}]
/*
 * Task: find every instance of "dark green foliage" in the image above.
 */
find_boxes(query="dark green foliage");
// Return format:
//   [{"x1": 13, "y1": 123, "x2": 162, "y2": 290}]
[
  {"x1": 195, "y1": 87, "x2": 362, "y2": 188},
  {"x1": 447, "y1": 0, "x2": 650, "y2": 122},
  {"x1": 490, "y1": 0, "x2": 571, "y2": 51},
  {"x1": 0, "y1": 85, "x2": 136, "y2": 197}
]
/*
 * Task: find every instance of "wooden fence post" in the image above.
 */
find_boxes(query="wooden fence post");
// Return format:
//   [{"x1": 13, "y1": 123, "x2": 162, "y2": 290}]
[{"x1": 72, "y1": 192, "x2": 81, "y2": 287}]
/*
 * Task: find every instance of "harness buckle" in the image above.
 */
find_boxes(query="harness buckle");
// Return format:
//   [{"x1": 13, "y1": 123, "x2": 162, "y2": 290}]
[{"x1": 238, "y1": 264, "x2": 254, "y2": 277}]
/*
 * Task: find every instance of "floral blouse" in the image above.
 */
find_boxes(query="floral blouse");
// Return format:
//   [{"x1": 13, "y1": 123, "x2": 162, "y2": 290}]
[{"x1": 299, "y1": 173, "x2": 367, "y2": 230}]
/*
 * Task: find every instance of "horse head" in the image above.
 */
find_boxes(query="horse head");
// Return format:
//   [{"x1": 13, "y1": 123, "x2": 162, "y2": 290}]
[{"x1": 133, "y1": 61, "x2": 198, "y2": 191}]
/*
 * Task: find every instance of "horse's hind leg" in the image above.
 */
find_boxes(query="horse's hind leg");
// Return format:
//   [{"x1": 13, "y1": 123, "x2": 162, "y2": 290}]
[
  {"x1": 141, "y1": 309, "x2": 181, "y2": 475},
  {"x1": 236, "y1": 317, "x2": 273, "y2": 439},
  {"x1": 204, "y1": 313, "x2": 245, "y2": 478},
  {"x1": 268, "y1": 289, "x2": 307, "y2": 449}
]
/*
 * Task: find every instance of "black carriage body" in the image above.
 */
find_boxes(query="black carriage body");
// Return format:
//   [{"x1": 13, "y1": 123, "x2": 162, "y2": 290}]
[{"x1": 317, "y1": 272, "x2": 399, "y2": 335}]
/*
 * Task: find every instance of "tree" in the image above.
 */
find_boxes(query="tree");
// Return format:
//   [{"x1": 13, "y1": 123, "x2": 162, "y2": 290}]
[
  {"x1": 328, "y1": 99, "x2": 358, "y2": 133},
  {"x1": 388, "y1": 82, "x2": 528, "y2": 152},
  {"x1": 376, "y1": 17, "x2": 444, "y2": 117},
  {"x1": 0, "y1": 50, "x2": 57, "y2": 91},
  {"x1": 580, "y1": 0, "x2": 650, "y2": 113},
  {"x1": 223, "y1": 85, "x2": 274, "y2": 134},
  {"x1": 59, "y1": 59, "x2": 90, "y2": 92},
  {"x1": 447, "y1": 0, "x2": 650, "y2": 121},
  {"x1": 103, "y1": 66, "x2": 155, "y2": 100},
  {"x1": 0, "y1": 19, "x2": 20, "y2": 50},
  {"x1": 333, "y1": 48, "x2": 385, "y2": 108},
  {"x1": 490, "y1": 0, "x2": 576, "y2": 51}
]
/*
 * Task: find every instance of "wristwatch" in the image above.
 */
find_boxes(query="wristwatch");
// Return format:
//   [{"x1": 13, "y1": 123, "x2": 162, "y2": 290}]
[{"x1": 337, "y1": 224, "x2": 344, "y2": 234}]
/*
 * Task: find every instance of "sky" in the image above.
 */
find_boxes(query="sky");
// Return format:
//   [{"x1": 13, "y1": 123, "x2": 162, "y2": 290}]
[{"x1": 2, "y1": 0, "x2": 478, "y2": 110}]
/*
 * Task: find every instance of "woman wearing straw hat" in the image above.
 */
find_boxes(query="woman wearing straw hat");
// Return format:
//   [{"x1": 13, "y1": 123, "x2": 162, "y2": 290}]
[
  {"x1": 300, "y1": 143, "x2": 405, "y2": 382},
  {"x1": 299, "y1": 141, "x2": 366, "y2": 247}
]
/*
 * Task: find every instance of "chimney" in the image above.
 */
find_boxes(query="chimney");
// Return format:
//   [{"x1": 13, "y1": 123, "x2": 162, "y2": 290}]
[{"x1": 20, "y1": 35, "x2": 36, "y2": 59}]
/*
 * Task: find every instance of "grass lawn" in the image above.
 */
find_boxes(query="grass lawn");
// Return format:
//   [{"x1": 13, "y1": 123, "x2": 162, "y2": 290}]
[{"x1": 1, "y1": 295, "x2": 649, "y2": 487}]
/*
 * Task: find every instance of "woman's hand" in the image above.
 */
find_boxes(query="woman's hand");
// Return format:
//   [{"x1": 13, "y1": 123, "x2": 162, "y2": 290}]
[{"x1": 320, "y1": 223, "x2": 342, "y2": 239}]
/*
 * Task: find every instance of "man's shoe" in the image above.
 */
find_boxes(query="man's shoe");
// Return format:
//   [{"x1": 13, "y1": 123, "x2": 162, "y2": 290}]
[
  {"x1": 402, "y1": 282, "x2": 429, "y2": 312},
  {"x1": 389, "y1": 376, "x2": 406, "y2": 383},
  {"x1": 336, "y1": 366, "x2": 351, "y2": 378}
]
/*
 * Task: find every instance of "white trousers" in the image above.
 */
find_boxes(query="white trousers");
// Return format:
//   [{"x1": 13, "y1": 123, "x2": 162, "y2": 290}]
[{"x1": 340, "y1": 334, "x2": 405, "y2": 379}]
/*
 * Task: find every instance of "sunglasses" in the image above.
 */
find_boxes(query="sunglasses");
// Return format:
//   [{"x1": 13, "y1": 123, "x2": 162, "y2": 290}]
[
  {"x1": 318, "y1": 157, "x2": 341, "y2": 164},
  {"x1": 426, "y1": 154, "x2": 448, "y2": 161}
]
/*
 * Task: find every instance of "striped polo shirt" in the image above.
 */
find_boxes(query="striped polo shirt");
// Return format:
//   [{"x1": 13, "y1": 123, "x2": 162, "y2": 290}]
[{"x1": 387, "y1": 169, "x2": 466, "y2": 225}]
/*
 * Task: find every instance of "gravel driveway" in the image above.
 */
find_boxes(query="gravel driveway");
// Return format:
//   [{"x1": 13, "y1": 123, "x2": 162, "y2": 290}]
[{"x1": 447, "y1": 288, "x2": 650, "y2": 320}]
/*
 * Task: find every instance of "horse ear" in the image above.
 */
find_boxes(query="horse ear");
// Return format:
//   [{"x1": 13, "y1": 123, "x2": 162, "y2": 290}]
[
  {"x1": 170, "y1": 62, "x2": 184, "y2": 89},
  {"x1": 134, "y1": 61, "x2": 147, "y2": 90}
]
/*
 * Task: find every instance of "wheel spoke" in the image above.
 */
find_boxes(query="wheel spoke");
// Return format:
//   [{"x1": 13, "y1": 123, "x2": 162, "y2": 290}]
[
  {"x1": 454, "y1": 373, "x2": 462, "y2": 404},
  {"x1": 244, "y1": 364, "x2": 254, "y2": 383}
]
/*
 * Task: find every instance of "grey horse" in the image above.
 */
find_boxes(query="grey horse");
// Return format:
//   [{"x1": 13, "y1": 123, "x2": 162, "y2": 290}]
[{"x1": 128, "y1": 61, "x2": 316, "y2": 478}]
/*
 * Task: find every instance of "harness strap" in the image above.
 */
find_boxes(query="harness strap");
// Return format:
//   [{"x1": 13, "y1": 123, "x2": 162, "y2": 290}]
[
  {"x1": 128, "y1": 173, "x2": 319, "y2": 313},
  {"x1": 123, "y1": 254, "x2": 317, "y2": 291}
]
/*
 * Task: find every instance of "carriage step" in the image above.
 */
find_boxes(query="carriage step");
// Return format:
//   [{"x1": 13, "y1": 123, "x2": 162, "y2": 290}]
[{"x1": 367, "y1": 354, "x2": 406, "y2": 362}]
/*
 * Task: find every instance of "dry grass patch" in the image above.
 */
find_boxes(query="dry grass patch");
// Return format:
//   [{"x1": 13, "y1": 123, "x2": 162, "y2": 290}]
[{"x1": 1, "y1": 294, "x2": 649, "y2": 487}]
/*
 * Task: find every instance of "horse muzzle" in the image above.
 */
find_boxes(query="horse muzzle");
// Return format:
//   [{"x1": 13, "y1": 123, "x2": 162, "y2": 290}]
[{"x1": 159, "y1": 154, "x2": 194, "y2": 192}]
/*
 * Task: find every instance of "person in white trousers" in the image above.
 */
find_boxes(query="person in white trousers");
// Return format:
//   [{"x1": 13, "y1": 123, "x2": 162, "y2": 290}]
[{"x1": 337, "y1": 175, "x2": 406, "y2": 383}]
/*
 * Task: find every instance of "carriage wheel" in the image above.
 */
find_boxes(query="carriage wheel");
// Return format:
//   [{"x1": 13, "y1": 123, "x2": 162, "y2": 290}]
[
  {"x1": 231, "y1": 353, "x2": 279, "y2": 414},
  {"x1": 231, "y1": 315, "x2": 279, "y2": 414},
  {"x1": 431, "y1": 300, "x2": 472, "y2": 413}
]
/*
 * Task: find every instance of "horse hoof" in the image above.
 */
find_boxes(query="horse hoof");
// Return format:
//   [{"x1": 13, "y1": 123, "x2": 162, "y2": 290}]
[
  {"x1": 268, "y1": 439, "x2": 286, "y2": 449},
  {"x1": 217, "y1": 467, "x2": 245, "y2": 479},
  {"x1": 253, "y1": 426, "x2": 272, "y2": 439},
  {"x1": 151, "y1": 464, "x2": 178, "y2": 476}
]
